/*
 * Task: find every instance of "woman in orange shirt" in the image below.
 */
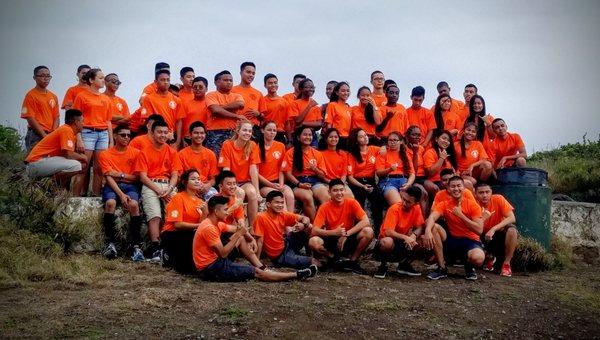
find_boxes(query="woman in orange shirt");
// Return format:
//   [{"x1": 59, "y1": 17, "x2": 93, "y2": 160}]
[
  {"x1": 405, "y1": 125, "x2": 431, "y2": 216},
  {"x1": 72, "y1": 68, "x2": 113, "y2": 196},
  {"x1": 318, "y1": 128, "x2": 353, "y2": 197},
  {"x1": 433, "y1": 94, "x2": 460, "y2": 139},
  {"x1": 258, "y1": 121, "x2": 295, "y2": 212},
  {"x1": 283, "y1": 126, "x2": 329, "y2": 221},
  {"x1": 351, "y1": 86, "x2": 382, "y2": 145},
  {"x1": 347, "y1": 128, "x2": 384, "y2": 234},
  {"x1": 325, "y1": 82, "x2": 352, "y2": 149},
  {"x1": 161, "y1": 168, "x2": 208, "y2": 273},
  {"x1": 423, "y1": 130, "x2": 458, "y2": 194},
  {"x1": 464, "y1": 95, "x2": 495, "y2": 141},
  {"x1": 455, "y1": 122, "x2": 493, "y2": 189},
  {"x1": 218, "y1": 119, "x2": 261, "y2": 226},
  {"x1": 291, "y1": 79, "x2": 322, "y2": 148},
  {"x1": 375, "y1": 131, "x2": 415, "y2": 205}
]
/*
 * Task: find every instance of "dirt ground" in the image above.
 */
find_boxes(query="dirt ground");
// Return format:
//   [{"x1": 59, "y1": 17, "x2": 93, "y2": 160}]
[{"x1": 1, "y1": 259, "x2": 599, "y2": 339}]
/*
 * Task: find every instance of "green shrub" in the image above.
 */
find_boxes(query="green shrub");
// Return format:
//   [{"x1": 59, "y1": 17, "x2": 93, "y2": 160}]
[
  {"x1": 512, "y1": 237, "x2": 553, "y2": 272},
  {"x1": 0, "y1": 125, "x2": 22, "y2": 155}
]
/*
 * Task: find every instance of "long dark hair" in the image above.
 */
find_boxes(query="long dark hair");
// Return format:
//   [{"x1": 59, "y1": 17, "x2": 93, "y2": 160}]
[
  {"x1": 388, "y1": 131, "x2": 411, "y2": 175},
  {"x1": 433, "y1": 94, "x2": 451, "y2": 131},
  {"x1": 431, "y1": 129, "x2": 458, "y2": 170},
  {"x1": 259, "y1": 120, "x2": 276, "y2": 162},
  {"x1": 460, "y1": 122, "x2": 478, "y2": 158},
  {"x1": 357, "y1": 86, "x2": 375, "y2": 124},
  {"x1": 178, "y1": 168, "x2": 199, "y2": 191},
  {"x1": 329, "y1": 81, "x2": 349, "y2": 102},
  {"x1": 292, "y1": 126, "x2": 311, "y2": 173},
  {"x1": 466, "y1": 94, "x2": 487, "y2": 141},
  {"x1": 348, "y1": 128, "x2": 364, "y2": 163},
  {"x1": 318, "y1": 127, "x2": 341, "y2": 152}
]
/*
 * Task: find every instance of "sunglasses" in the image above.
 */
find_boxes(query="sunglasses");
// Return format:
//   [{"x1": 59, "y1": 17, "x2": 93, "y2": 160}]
[
  {"x1": 117, "y1": 133, "x2": 131, "y2": 138},
  {"x1": 108, "y1": 80, "x2": 122, "y2": 85}
]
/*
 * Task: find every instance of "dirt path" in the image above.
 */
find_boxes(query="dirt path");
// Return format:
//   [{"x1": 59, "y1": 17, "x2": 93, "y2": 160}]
[{"x1": 1, "y1": 260, "x2": 599, "y2": 339}]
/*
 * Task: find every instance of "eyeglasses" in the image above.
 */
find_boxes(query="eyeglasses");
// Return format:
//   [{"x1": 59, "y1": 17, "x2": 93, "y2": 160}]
[
  {"x1": 35, "y1": 75, "x2": 52, "y2": 79},
  {"x1": 117, "y1": 133, "x2": 131, "y2": 138}
]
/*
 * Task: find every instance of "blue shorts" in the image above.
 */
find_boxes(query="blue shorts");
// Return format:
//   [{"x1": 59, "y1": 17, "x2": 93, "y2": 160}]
[
  {"x1": 102, "y1": 183, "x2": 140, "y2": 203},
  {"x1": 297, "y1": 176, "x2": 325, "y2": 189},
  {"x1": 273, "y1": 233, "x2": 311, "y2": 269},
  {"x1": 199, "y1": 257, "x2": 256, "y2": 282},
  {"x1": 378, "y1": 176, "x2": 407, "y2": 194},
  {"x1": 206, "y1": 129, "x2": 233, "y2": 157},
  {"x1": 82, "y1": 128, "x2": 109, "y2": 151},
  {"x1": 444, "y1": 234, "x2": 483, "y2": 262}
]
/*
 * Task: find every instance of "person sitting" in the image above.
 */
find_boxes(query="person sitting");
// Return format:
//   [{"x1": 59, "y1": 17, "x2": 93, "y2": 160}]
[
  {"x1": 375, "y1": 131, "x2": 416, "y2": 205},
  {"x1": 308, "y1": 179, "x2": 373, "y2": 274},
  {"x1": 253, "y1": 190, "x2": 320, "y2": 269},
  {"x1": 474, "y1": 182, "x2": 518, "y2": 277},
  {"x1": 97, "y1": 124, "x2": 144, "y2": 261},
  {"x1": 318, "y1": 128, "x2": 353, "y2": 197},
  {"x1": 374, "y1": 186, "x2": 425, "y2": 279},
  {"x1": 161, "y1": 168, "x2": 208, "y2": 273},
  {"x1": 454, "y1": 122, "x2": 493, "y2": 189},
  {"x1": 192, "y1": 196, "x2": 317, "y2": 282},
  {"x1": 422, "y1": 176, "x2": 484, "y2": 281},
  {"x1": 25, "y1": 109, "x2": 87, "y2": 189},
  {"x1": 129, "y1": 114, "x2": 164, "y2": 151},
  {"x1": 485, "y1": 118, "x2": 527, "y2": 169}
]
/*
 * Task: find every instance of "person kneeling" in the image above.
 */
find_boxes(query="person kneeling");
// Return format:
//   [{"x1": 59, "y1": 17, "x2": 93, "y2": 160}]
[
  {"x1": 374, "y1": 186, "x2": 425, "y2": 279},
  {"x1": 253, "y1": 190, "x2": 320, "y2": 270},
  {"x1": 422, "y1": 176, "x2": 485, "y2": 280},
  {"x1": 308, "y1": 179, "x2": 373, "y2": 274},
  {"x1": 193, "y1": 196, "x2": 317, "y2": 282},
  {"x1": 475, "y1": 182, "x2": 518, "y2": 277}
]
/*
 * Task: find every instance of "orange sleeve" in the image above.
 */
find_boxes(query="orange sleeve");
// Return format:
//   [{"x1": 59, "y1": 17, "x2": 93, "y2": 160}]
[
  {"x1": 313, "y1": 205, "x2": 328, "y2": 229},
  {"x1": 250, "y1": 143, "x2": 261, "y2": 165},
  {"x1": 412, "y1": 206, "x2": 425, "y2": 226},
  {"x1": 204, "y1": 92, "x2": 219, "y2": 108},
  {"x1": 375, "y1": 153, "x2": 386, "y2": 169},
  {"x1": 98, "y1": 150, "x2": 112, "y2": 175},
  {"x1": 217, "y1": 142, "x2": 232, "y2": 169},
  {"x1": 351, "y1": 199, "x2": 367, "y2": 220},
  {"x1": 171, "y1": 149, "x2": 183, "y2": 174},
  {"x1": 283, "y1": 212, "x2": 300, "y2": 226},
  {"x1": 133, "y1": 151, "x2": 148, "y2": 174},
  {"x1": 165, "y1": 195, "x2": 185, "y2": 223},
  {"x1": 206, "y1": 225, "x2": 222, "y2": 247},
  {"x1": 315, "y1": 150, "x2": 326, "y2": 170},
  {"x1": 20, "y1": 93, "x2": 34, "y2": 119},
  {"x1": 72, "y1": 93, "x2": 84, "y2": 112},
  {"x1": 58, "y1": 129, "x2": 75, "y2": 152},
  {"x1": 423, "y1": 149, "x2": 438, "y2": 168},
  {"x1": 175, "y1": 97, "x2": 185, "y2": 120},
  {"x1": 477, "y1": 142, "x2": 489, "y2": 160},
  {"x1": 252, "y1": 215, "x2": 265, "y2": 237},
  {"x1": 380, "y1": 205, "x2": 399, "y2": 235},
  {"x1": 497, "y1": 196, "x2": 514, "y2": 217},
  {"x1": 347, "y1": 155, "x2": 356, "y2": 176},
  {"x1": 325, "y1": 103, "x2": 334, "y2": 124},
  {"x1": 465, "y1": 198, "x2": 483, "y2": 220},
  {"x1": 432, "y1": 199, "x2": 447, "y2": 215},
  {"x1": 515, "y1": 134, "x2": 525, "y2": 149},
  {"x1": 233, "y1": 205, "x2": 244, "y2": 221},
  {"x1": 281, "y1": 149, "x2": 292, "y2": 173},
  {"x1": 208, "y1": 150, "x2": 219, "y2": 178}
]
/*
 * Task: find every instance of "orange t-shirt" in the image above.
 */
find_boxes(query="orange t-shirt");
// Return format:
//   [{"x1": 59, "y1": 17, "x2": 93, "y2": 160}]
[
  {"x1": 290, "y1": 98, "x2": 322, "y2": 126},
  {"x1": 140, "y1": 92, "x2": 184, "y2": 132},
  {"x1": 142, "y1": 82, "x2": 157, "y2": 96},
  {"x1": 21, "y1": 88, "x2": 59, "y2": 132},
  {"x1": 320, "y1": 149, "x2": 349, "y2": 180},
  {"x1": 182, "y1": 98, "x2": 209, "y2": 138},
  {"x1": 325, "y1": 101, "x2": 352, "y2": 137},
  {"x1": 379, "y1": 202, "x2": 424, "y2": 238},
  {"x1": 314, "y1": 198, "x2": 367, "y2": 231},
  {"x1": 433, "y1": 188, "x2": 475, "y2": 206},
  {"x1": 134, "y1": 143, "x2": 182, "y2": 179},
  {"x1": 205, "y1": 91, "x2": 244, "y2": 130},
  {"x1": 193, "y1": 218, "x2": 229, "y2": 270},
  {"x1": 257, "y1": 141, "x2": 286, "y2": 182},
  {"x1": 484, "y1": 133, "x2": 525, "y2": 168},
  {"x1": 377, "y1": 103, "x2": 409, "y2": 137},
  {"x1": 72, "y1": 91, "x2": 113, "y2": 129},
  {"x1": 479, "y1": 194, "x2": 514, "y2": 233},
  {"x1": 260, "y1": 96, "x2": 290, "y2": 132},
  {"x1": 108, "y1": 95, "x2": 130, "y2": 119},
  {"x1": 128, "y1": 108, "x2": 144, "y2": 133},
  {"x1": 454, "y1": 141, "x2": 489, "y2": 172},
  {"x1": 282, "y1": 92, "x2": 297, "y2": 103},
  {"x1": 372, "y1": 93, "x2": 387, "y2": 108},
  {"x1": 432, "y1": 194, "x2": 482, "y2": 241},
  {"x1": 178, "y1": 88, "x2": 194, "y2": 103},
  {"x1": 129, "y1": 134, "x2": 153, "y2": 151},
  {"x1": 430, "y1": 98, "x2": 464, "y2": 118},
  {"x1": 224, "y1": 194, "x2": 245, "y2": 225},
  {"x1": 177, "y1": 146, "x2": 218, "y2": 182},
  {"x1": 61, "y1": 85, "x2": 88, "y2": 109},
  {"x1": 218, "y1": 140, "x2": 261, "y2": 183},
  {"x1": 350, "y1": 104, "x2": 377, "y2": 136},
  {"x1": 348, "y1": 146, "x2": 380, "y2": 178},
  {"x1": 252, "y1": 211, "x2": 299, "y2": 258},
  {"x1": 438, "y1": 111, "x2": 460, "y2": 133},
  {"x1": 375, "y1": 149, "x2": 414, "y2": 176},
  {"x1": 281, "y1": 147, "x2": 326, "y2": 177},
  {"x1": 232, "y1": 85, "x2": 264, "y2": 125},
  {"x1": 455, "y1": 104, "x2": 469, "y2": 124},
  {"x1": 406, "y1": 145, "x2": 426, "y2": 177},
  {"x1": 25, "y1": 125, "x2": 76, "y2": 163},
  {"x1": 406, "y1": 106, "x2": 436, "y2": 140},
  {"x1": 163, "y1": 191, "x2": 204, "y2": 233},
  {"x1": 423, "y1": 148, "x2": 453, "y2": 182},
  {"x1": 98, "y1": 146, "x2": 140, "y2": 176}
]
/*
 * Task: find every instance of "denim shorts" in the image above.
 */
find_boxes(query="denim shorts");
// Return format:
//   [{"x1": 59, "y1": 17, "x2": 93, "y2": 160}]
[
  {"x1": 378, "y1": 176, "x2": 407, "y2": 194},
  {"x1": 101, "y1": 182, "x2": 140, "y2": 202},
  {"x1": 273, "y1": 233, "x2": 311, "y2": 269},
  {"x1": 200, "y1": 257, "x2": 256, "y2": 282},
  {"x1": 82, "y1": 128, "x2": 109, "y2": 151},
  {"x1": 297, "y1": 176, "x2": 325, "y2": 189}
]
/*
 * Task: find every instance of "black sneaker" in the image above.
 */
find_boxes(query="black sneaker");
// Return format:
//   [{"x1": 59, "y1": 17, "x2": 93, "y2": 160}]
[
  {"x1": 342, "y1": 260, "x2": 365, "y2": 274},
  {"x1": 308, "y1": 264, "x2": 318, "y2": 278},
  {"x1": 427, "y1": 266, "x2": 448, "y2": 280},
  {"x1": 374, "y1": 263, "x2": 388, "y2": 279},
  {"x1": 296, "y1": 267, "x2": 312, "y2": 280},
  {"x1": 465, "y1": 265, "x2": 477, "y2": 281},
  {"x1": 396, "y1": 263, "x2": 421, "y2": 276}
]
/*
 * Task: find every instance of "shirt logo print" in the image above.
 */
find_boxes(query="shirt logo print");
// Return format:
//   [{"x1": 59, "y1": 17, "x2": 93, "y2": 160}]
[
  {"x1": 49, "y1": 99, "x2": 56, "y2": 108},
  {"x1": 169, "y1": 101, "x2": 176, "y2": 109},
  {"x1": 272, "y1": 151, "x2": 282, "y2": 160}
]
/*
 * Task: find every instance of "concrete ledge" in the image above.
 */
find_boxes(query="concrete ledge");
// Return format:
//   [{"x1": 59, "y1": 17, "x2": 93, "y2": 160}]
[{"x1": 551, "y1": 200, "x2": 600, "y2": 261}]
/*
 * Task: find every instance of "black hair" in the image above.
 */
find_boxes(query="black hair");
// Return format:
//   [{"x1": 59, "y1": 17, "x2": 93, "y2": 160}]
[
  {"x1": 448, "y1": 175, "x2": 464, "y2": 184},
  {"x1": 266, "y1": 190, "x2": 284, "y2": 202},
  {"x1": 440, "y1": 168, "x2": 455, "y2": 178},
  {"x1": 383, "y1": 80, "x2": 397, "y2": 91},
  {"x1": 405, "y1": 185, "x2": 422, "y2": 201},
  {"x1": 155, "y1": 69, "x2": 170, "y2": 80},
  {"x1": 411, "y1": 86, "x2": 425, "y2": 98},
  {"x1": 113, "y1": 124, "x2": 130, "y2": 134},
  {"x1": 179, "y1": 168, "x2": 199, "y2": 191},
  {"x1": 208, "y1": 195, "x2": 229, "y2": 212},
  {"x1": 475, "y1": 181, "x2": 491, "y2": 190},
  {"x1": 65, "y1": 109, "x2": 82, "y2": 124},
  {"x1": 297, "y1": 78, "x2": 313, "y2": 99},
  {"x1": 357, "y1": 86, "x2": 375, "y2": 124},
  {"x1": 169, "y1": 84, "x2": 180, "y2": 93},
  {"x1": 370, "y1": 70, "x2": 383, "y2": 80},
  {"x1": 259, "y1": 121, "x2": 277, "y2": 162},
  {"x1": 105, "y1": 73, "x2": 117, "y2": 79},
  {"x1": 83, "y1": 68, "x2": 102, "y2": 85},
  {"x1": 214, "y1": 70, "x2": 231, "y2": 82},
  {"x1": 385, "y1": 84, "x2": 399, "y2": 104},
  {"x1": 466, "y1": 94, "x2": 487, "y2": 141},
  {"x1": 216, "y1": 170, "x2": 236, "y2": 186},
  {"x1": 459, "y1": 122, "x2": 479, "y2": 158},
  {"x1": 240, "y1": 62, "x2": 256, "y2": 71},
  {"x1": 405, "y1": 125, "x2": 421, "y2": 143},
  {"x1": 292, "y1": 126, "x2": 312, "y2": 173},
  {"x1": 147, "y1": 114, "x2": 164, "y2": 123},
  {"x1": 437, "y1": 81, "x2": 449, "y2": 90},
  {"x1": 492, "y1": 118, "x2": 505, "y2": 126},
  {"x1": 180, "y1": 67, "x2": 194, "y2": 78},
  {"x1": 327, "y1": 80, "x2": 338, "y2": 87},
  {"x1": 431, "y1": 129, "x2": 458, "y2": 170},
  {"x1": 263, "y1": 73, "x2": 277, "y2": 85},
  {"x1": 318, "y1": 128, "x2": 341, "y2": 151},
  {"x1": 33, "y1": 66, "x2": 49, "y2": 75},
  {"x1": 193, "y1": 76, "x2": 208, "y2": 87},
  {"x1": 293, "y1": 74, "x2": 306, "y2": 82},
  {"x1": 465, "y1": 83, "x2": 478, "y2": 92},
  {"x1": 388, "y1": 131, "x2": 411, "y2": 175},
  {"x1": 347, "y1": 128, "x2": 364, "y2": 164},
  {"x1": 151, "y1": 120, "x2": 168, "y2": 132},
  {"x1": 433, "y1": 94, "x2": 451, "y2": 131},
  {"x1": 189, "y1": 121, "x2": 206, "y2": 135},
  {"x1": 154, "y1": 62, "x2": 169, "y2": 72},
  {"x1": 329, "y1": 178, "x2": 345, "y2": 188},
  {"x1": 77, "y1": 64, "x2": 91, "y2": 73}
]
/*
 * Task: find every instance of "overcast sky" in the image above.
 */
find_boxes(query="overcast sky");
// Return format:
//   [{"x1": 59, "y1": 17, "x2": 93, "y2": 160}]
[{"x1": 1, "y1": 0, "x2": 599, "y2": 153}]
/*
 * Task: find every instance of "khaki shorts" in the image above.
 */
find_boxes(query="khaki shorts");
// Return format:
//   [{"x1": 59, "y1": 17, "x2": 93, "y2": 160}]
[
  {"x1": 26, "y1": 156, "x2": 82, "y2": 178},
  {"x1": 141, "y1": 182, "x2": 177, "y2": 222}
]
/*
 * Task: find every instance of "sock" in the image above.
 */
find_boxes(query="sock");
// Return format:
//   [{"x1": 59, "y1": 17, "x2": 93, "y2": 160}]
[{"x1": 103, "y1": 213, "x2": 117, "y2": 244}]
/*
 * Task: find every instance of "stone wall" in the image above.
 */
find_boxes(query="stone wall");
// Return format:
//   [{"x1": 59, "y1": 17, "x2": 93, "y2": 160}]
[{"x1": 551, "y1": 200, "x2": 600, "y2": 261}]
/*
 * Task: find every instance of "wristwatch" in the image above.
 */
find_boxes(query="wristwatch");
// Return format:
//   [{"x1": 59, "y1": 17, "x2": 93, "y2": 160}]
[{"x1": 120, "y1": 173, "x2": 125, "y2": 180}]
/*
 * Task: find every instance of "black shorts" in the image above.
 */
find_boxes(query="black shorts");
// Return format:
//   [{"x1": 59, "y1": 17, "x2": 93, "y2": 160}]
[
  {"x1": 374, "y1": 238, "x2": 412, "y2": 262},
  {"x1": 220, "y1": 233, "x2": 240, "y2": 260},
  {"x1": 481, "y1": 226, "x2": 515, "y2": 258},
  {"x1": 323, "y1": 233, "x2": 359, "y2": 257}
]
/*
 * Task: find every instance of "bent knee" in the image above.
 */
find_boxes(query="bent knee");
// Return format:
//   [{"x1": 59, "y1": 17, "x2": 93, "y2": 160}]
[
  {"x1": 308, "y1": 236, "x2": 323, "y2": 249},
  {"x1": 360, "y1": 226, "x2": 374, "y2": 239},
  {"x1": 105, "y1": 199, "x2": 117, "y2": 210}
]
